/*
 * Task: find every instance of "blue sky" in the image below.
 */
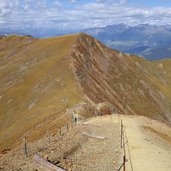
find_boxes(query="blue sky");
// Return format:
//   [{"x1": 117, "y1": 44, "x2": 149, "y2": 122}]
[
  {"x1": 127, "y1": 0, "x2": 171, "y2": 7},
  {"x1": 1, "y1": 0, "x2": 171, "y2": 31}
]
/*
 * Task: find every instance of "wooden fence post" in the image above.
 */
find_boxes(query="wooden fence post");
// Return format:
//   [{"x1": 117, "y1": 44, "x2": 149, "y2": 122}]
[
  {"x1": 121, "y1": 119, "x2": 123, "y2": 148},
  {"x1": 123, "y1": 155, "x2": 126, "y2": 171},
  {"x1": 123, "y1": 129, "x2": 126, "y2": 156},
  {"x1": 23, "y1": 138, "x2": 28, "y2": 157}
]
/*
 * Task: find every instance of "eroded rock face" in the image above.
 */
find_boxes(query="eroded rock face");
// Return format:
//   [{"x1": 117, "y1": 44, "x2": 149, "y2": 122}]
[
  {"x1": 66, "y1": 101, "x2": 117, "y2": 120},
  {"x1": 71, "y1": 33, "x2": 171, "y2": 123},
  {"x1": 96, "y1": 102, "x2": 116, "y2": 115},
  {"x1": 67, "y1": 102, "x2": 100, "y2": 119}
]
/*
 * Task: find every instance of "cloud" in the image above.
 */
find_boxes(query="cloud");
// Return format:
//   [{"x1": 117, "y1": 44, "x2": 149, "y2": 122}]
[
  {"x1": 0, "y1": 0, "x2": 171, "y2": 31},
  {"x1": 69, "y1": 0, "x2": 77, "y2": 2},
  {"x1": 96, "y1": 0, "x2": 128, "y2": 5}
]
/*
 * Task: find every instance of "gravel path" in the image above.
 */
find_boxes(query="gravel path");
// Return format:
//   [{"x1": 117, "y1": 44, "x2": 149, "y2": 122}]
[
  {"x1": 0, "y1": 116, "x2": 122, "y2": 171},
  {"x1": 121, "y1": 115, "x2": 171, "y2": 171},
  {"x1": 1, "y1": 115, "x2": 171, "y2": 171},
  {"x1": 68, "y1": 117, "x2": 122, "y2": 171}
]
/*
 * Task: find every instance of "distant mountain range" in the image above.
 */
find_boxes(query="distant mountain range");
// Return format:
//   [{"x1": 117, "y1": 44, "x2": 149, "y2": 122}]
[
  {"x1": 84, "y1": 24, "x2": 171, "y2": 60},
  {"x1": 1, "y1": 23, "x2": 171, "y2": 60},
  {"x1": 0, "y1": 27, "x2": 77, "y2": 38}
]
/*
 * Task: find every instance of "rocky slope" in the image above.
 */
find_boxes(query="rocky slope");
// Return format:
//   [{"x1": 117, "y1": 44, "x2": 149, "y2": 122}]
[
  {"x1": 1, "y1": 115, "x2": 171, "y2": 171},
  {"x1": 0, "y1": 33, "x2": 171, "y2": 151},
  {"x1": 73, "y1": 33, "x2": 171, "y2": 121}
]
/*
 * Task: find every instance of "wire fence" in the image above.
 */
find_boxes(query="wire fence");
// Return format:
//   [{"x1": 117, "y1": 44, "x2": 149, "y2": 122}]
[
  {"x1": 22, "y1": 117, "x2": 75, "y2": 159},
  {"x1": 22, "y1": 114, "x2": 134, "y2": 171},
  {"x1": 118, "y1": 117, "x2": 134, "y2": 171}
]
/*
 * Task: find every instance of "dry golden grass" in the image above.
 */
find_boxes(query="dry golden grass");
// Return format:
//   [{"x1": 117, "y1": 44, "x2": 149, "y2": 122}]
[
  {"x1": 0, "y1": 33, "x2": 171, "y2": 152},
  {"x1": 0, "y1": 34, "x2": 84, "y2": 150}
]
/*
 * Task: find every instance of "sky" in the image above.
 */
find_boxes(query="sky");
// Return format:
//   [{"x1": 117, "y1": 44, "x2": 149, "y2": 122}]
[{"x1": 1, "y1": 0, "x2": 171, "y2": 31}]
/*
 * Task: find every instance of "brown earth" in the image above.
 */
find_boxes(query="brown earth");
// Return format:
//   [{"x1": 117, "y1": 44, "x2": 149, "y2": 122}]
[
  {"x1": 0, "y1": 115, "x2": 171, "y2": 171},
  {"x1": 121, "y1": 115, "x2": 171, "y2": 171}
]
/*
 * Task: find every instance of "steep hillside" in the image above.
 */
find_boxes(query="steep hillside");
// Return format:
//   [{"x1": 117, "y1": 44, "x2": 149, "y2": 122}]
[
  {"x1": 0, "y1": 34, "x2": 85, "y2": 150},
  {"x1": 72, "y1": 34, "x2": 171, "y2": 122},
  {"x1": 0, "y1": 33, "x2": 171, "y2": 151}
]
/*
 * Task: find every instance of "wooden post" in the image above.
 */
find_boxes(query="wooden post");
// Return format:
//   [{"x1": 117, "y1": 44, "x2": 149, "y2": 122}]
[
  {"x1": 74, "y1": 117, "x2": 77, "y2": 124},
  {"x1": 47, "y1": 130, "x2": 51, "y2": 143},
  {"x1": 23, "y1": 138, "x2": 28, "y2": 157},
  {"x1": 66, "y1": 124, "x2": 69, "y2": 131},
  {"x1": 123, "y1": 155, "x2": 126, "y2": 171},
  {"x1": 123, "y1": 129, "x2": 126, "y2": 156},
  {"x1": 121, "y1": 119, "x2": 123, "y2": 148}
]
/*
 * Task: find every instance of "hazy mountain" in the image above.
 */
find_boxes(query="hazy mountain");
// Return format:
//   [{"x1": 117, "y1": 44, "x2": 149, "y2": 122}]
[
  {"x1": 0, "y1": 33, "x2": 171, "y2": 151},
  {"x1": 84, "y1": 24, "x2": 171, "y2": 60},
  {"x1": 1, "y1": 24, "x2": 171, "y2": 60},
  {"x1": 143, "y1": 46, "x2": 171, "y2": 60},
  {"x1": 0, "y1": 27, "x2": 77, "y2": 38}
]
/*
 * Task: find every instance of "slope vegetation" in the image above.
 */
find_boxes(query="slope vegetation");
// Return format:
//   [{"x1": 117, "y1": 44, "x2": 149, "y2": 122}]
[
  {"x1": 0, "y1": 33, "x2": 171, "y2": 151},
  {"x1": 0, "y1": 34, "x2": 84, "y2": 150}
]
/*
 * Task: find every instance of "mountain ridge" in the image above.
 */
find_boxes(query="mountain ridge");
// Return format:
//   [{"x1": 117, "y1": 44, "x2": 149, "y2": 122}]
[
  {"x1": 84, "y1": 24, "x2": 171, "y2": 60},
  {"x1": 0, "y1": 33, "x2": 171, "y2": 151},
  {"x1": 2, "y1": 23, "x2": 171, "y2": 60}
]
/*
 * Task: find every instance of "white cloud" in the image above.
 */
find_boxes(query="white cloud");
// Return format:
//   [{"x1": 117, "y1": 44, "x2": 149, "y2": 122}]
[
  {"x1": 0, "y1": 0, "x2": 171, "y2": 31},
  {"x1": 96, "y1": 0, "x2": 128, "y2": 5}
]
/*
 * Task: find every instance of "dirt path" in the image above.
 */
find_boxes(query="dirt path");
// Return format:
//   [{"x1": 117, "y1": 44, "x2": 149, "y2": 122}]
[
  {"x1": 1, "y1": 115, "x2": 171, "y2": 171},
  {"x1": 120, "y1": 115, "x2": 171, "y2": 171},
  {"x1": 0, "y1": 116, "x2": 122, "y2": 171},
  {"x1": 68, "y1": 116, "x2": 122, "y2": 171}
]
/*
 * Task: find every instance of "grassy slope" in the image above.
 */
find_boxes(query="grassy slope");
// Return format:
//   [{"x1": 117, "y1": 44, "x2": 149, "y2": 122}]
[
  {"x1": 0, "y1": 33, "x2": 171, "y2": 151},
  {"x1": 0, "y1": 34, "x2": 84, "y2": 150},
  {"x1": 137, "y1": 57, "x2": 171, "y2": 110},
  {"x1": 152, "y1": 59, "x2": 171, "y2": 100},
  {"x1": 126, "y1": 55, "x2": 171, "y2": 120}
]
